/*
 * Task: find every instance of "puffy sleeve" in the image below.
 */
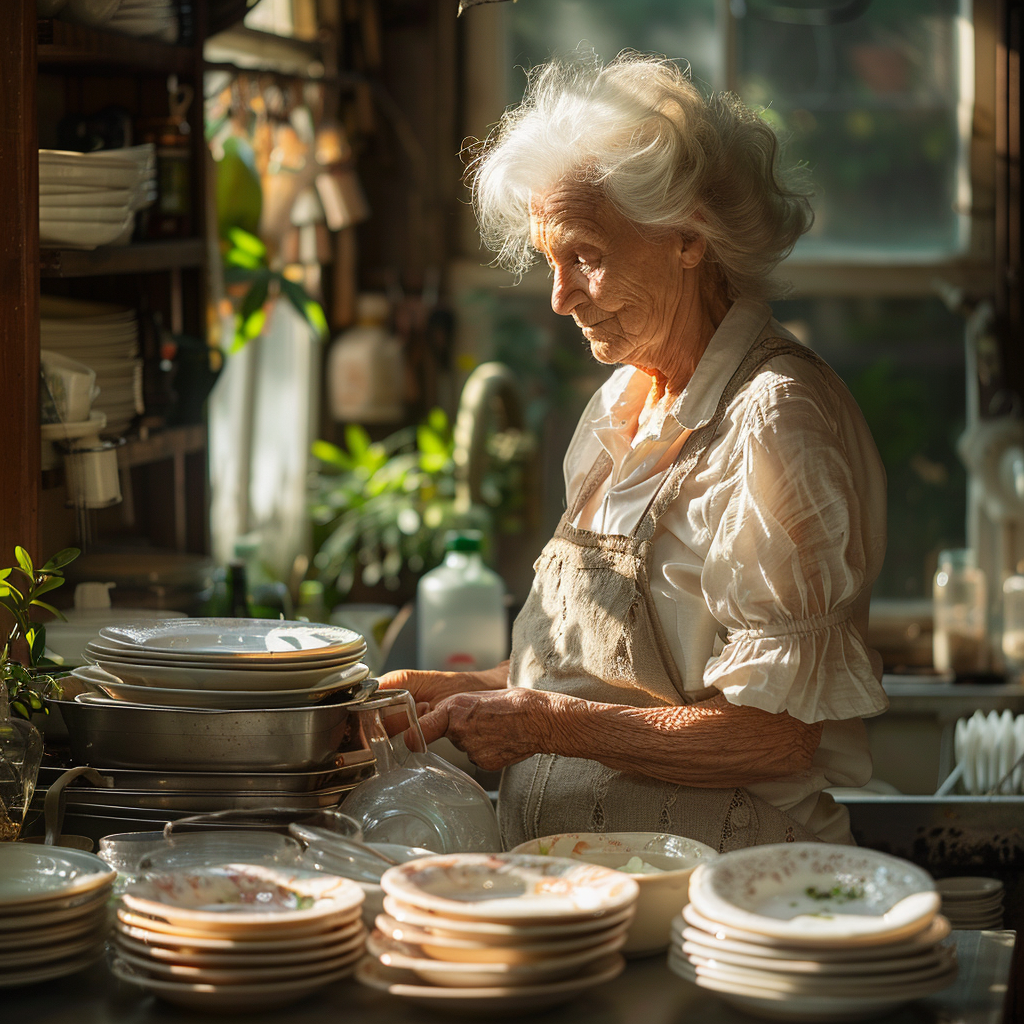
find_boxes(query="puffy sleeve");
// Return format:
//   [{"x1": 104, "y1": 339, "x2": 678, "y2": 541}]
[{"x1": 701, "y1": 370, "x2": 889, "y2": 724}]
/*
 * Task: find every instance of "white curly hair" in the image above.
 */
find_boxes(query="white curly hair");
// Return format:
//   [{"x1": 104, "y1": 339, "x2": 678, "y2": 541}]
[{"x1": 469, "y1": 51, "x2": 814, "y2": 301}]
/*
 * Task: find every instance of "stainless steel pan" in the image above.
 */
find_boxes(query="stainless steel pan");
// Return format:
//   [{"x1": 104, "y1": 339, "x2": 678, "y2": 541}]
[{"x1": 49, "y1": 677, "x2": 377, "y2": 772}]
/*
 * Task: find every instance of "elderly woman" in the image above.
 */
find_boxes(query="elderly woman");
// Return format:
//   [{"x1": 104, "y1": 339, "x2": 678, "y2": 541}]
[{"x1": 382, "y1": 53, "x2": 888, "y2": 852}]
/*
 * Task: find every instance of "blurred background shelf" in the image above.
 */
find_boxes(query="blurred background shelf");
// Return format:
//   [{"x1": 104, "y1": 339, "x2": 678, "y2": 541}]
[
  {"x1": 37, "y1": 18, "x2": 196, "y2": 74},
  {"x1": 40, "y1": 239, "x2": 206, "y2": 278}
]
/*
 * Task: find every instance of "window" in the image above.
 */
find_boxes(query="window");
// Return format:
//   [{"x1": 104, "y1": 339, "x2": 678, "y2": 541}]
[{"x1": 455, "y1": 0, "x2": 995, "y2": 602}]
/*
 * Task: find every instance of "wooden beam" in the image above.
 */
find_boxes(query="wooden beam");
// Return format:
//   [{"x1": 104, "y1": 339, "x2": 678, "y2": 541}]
[{"x1": 0, "y1": 4, "x2": 40, "y2": 566}]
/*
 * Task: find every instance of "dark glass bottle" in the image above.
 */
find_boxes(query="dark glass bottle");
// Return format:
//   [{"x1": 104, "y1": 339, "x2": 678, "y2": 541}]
[{"x1": 227, "y1": 561, "x2": 253, "y2": 618}]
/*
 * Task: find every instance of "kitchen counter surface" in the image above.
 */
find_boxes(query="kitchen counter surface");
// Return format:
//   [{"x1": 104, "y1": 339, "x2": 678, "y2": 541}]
[{"x1": 5, "y1": 930, "x2": 1018, "y2": 1024}]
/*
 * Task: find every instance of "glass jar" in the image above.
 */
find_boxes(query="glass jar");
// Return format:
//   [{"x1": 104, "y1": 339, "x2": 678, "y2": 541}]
[
  {"x1": 932, "y1": 549, "x2": 988, "y2": 674},
  {"x1": 1002, "y1": 571, "x2": 1024, "y2": 673}
]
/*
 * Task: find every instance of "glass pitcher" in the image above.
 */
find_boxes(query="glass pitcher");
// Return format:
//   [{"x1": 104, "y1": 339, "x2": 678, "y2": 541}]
[
  {"x1": 0, "y1": 688, "x2": 43, "y2": 841},
  {"x1": 338, "y1": 689, "x2": 502, "y2": 854}
]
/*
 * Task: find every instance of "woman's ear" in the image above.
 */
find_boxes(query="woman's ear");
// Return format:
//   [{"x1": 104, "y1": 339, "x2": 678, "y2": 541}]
[{"x1": 679, "y1": 232, "x2": 707, "y2": 268}]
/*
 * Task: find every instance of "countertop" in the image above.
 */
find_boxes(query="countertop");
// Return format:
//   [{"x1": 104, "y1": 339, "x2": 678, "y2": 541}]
[{"x1": 5, "y1": 930, "x2": 1018, "y2": 1024}]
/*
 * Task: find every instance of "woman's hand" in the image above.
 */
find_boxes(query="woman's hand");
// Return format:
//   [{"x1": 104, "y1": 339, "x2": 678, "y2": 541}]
[
  {"x1": 417, "y1": 687, "x2": 565, "y2": 772},
  {"x1": 377, "y1": 662, "x2": 509, "y2": 710}
]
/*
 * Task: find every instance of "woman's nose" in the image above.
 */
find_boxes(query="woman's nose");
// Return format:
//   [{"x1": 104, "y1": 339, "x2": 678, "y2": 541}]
[{"x1": 550, "y1": 265, "x2": 581, "y2": 316}]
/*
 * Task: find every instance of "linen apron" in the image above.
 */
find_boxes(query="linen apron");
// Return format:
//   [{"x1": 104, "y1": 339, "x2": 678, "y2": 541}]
[{"x1": 499, "y1": 336, "x2": 828, "y2": 852}]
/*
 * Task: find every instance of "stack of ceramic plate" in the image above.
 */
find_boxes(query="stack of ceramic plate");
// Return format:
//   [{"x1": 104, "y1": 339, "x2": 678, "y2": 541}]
[
  {"x1": 0, "y1": 844, "x2": 115, "y2": 988},
  {"x1": 670, "y1": 843, "x2": 957, "y2": 1022},
  {"x1": 936, "y1": 877, "x2": 1004, "y2": 929},
  {"x1": 81, "y1": 617, "x2": 368, "y2": 701},
  {"x1": 357, "y1": 853, "x2": 634, "y2": 1013},
  {"x1": 110, "y1": 863, "x2": 366, "y2": 1011},
  {"x1": 39, "y1": 145, "x2": 156, "y2": 249},
  {"x1": 39, "y1": 295, "x2": 143, "y2": 437},
  {"x1": 106, "y1": 0, "x2": 178, "y2": 41}
]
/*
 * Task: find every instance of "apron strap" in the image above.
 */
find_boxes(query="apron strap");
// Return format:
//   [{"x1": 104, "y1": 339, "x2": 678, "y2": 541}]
[{"x1": 634, "y1": 336, "x2": 823, "y2": 543}]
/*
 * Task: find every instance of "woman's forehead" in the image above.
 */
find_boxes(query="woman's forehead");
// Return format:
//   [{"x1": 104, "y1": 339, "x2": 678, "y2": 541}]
[{"x1": 529, "y1": 183, "x2": 617, "y2": 249}]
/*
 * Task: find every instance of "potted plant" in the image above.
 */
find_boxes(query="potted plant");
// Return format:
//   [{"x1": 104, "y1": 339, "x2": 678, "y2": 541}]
[{"x1": 0, "y1": 545, "x2": 79, "y2": 841}]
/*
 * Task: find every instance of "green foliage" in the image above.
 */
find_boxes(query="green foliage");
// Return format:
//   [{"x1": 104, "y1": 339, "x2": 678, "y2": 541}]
[
  {"x1": 0, "y1": 546, "x2": 79, "y2": 720},
  {"x1": 310, "y1": 410, "x2": 499, "y2": 604},
  {"x1": 223, "y1": 228, "x2": 328, "y2": 353}
]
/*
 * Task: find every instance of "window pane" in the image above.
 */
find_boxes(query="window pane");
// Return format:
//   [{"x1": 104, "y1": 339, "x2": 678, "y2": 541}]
[
  {"x1": 734, "y1": 1, "x2": 969, "y2": 257},
  {"x1": 506, "y1": 0, "x2": 720, "y2": 91},
  {"x1": 773, "y1": 296, "x2": 967, "y2": 599}
]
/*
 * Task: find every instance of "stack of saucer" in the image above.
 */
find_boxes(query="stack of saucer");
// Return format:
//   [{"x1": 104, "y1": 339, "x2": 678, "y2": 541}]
[
  {"x1": 670, "y1": 843, "x2": 957, "y2": 1022},
  {"x1": 39, "y1": 145, "x2": 156, "y2": 249},
  {"x1": 936, "y1": 877, "x2": 1004, "y2": 929},
  {"x1": 109, "y1": 863, "x2": 366, "y2": 1011},
  {"x1": 0, "y1": 844, "x2": 115, "y2": 988},
  {"x1": 357, "y1": 853, "x2": 635, "y2": 1013}
]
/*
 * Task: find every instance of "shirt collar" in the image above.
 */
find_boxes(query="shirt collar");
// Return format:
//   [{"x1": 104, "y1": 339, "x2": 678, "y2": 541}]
[{"x1": 668, "y1": 299, "x2": 773, "y2": 430}]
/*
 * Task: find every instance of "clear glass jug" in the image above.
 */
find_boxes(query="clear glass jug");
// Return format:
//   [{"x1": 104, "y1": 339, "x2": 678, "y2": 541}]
[
  {"x1": 338, "y1": 689, "x2": 502, "y2": 854},
  {"x1": 0, "y1": 688, "x2": 43, "y2": 841}
]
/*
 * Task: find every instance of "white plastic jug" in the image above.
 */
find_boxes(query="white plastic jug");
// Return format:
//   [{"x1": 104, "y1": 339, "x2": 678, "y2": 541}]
[{"x1": 417, "y1": 531, "x2": 508, "y2": 672}]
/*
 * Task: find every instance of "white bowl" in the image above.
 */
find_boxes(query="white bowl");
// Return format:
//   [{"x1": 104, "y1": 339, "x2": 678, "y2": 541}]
[
  {"x1": 688, "y1": 843, "x2": 940, "y2": 946},
  {"x1": 512, "y1": 831, "x2": 715, "y2": 956}
]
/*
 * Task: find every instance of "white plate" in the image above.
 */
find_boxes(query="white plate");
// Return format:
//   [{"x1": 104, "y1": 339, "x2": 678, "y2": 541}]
[
  {"x1": 40, "y1": 189, "x2": 135, "y2": 207},
  {"x1": 0, "y1": 912, "x2": 109, "y2": 950},
  {"x1": 110, "y1": 956, "x2": 357, "y2": 1012},
  {"x1": 121, "y1": 864, "x2": 365, "y2": 932},
  {"x1": 375, "y1": 911, "x2": 629, "y2": 963},
  {"x1": 0, "y1": 927, "x2": 110, "y2": 970},
  {"x1": 83, "y1": 652, "x2": 367, "y2": 689},
  {"x1": 40, "y1": 219, "x2": 131, "y2": 247},
  {"x1": 356, "y1": 952, "x2": 626, "y2": 1013},
  {"x1": 112, "y1": 941, "x2": 364, "y2": 985},
  {"x1": 381, "y1": 854, "x2": 639, "y2": 923},
  {"x1": 39, "y1": 204, "x2": 131, "y2": 223},
  {"x1": 0, "y1": 896, "x2": 111, "y2": 934},
  {"x1": 667, "y1": 952, "x2": 957, "y2": 1022},
  {"x1": 936, "y1": 876, "x2": 1003, "y2": 898},
  {"x1": 116, "y1": 910, "x2": 363, "y2": 948},
  {"x1": 687, "y1": 843, "x2": 939, "y2": 945},
  {"x1": 0, "y1": 946, "x2": 106, "y2": 989},
  {"x1": 114, "y1": 924, "x2": 365, "y2": 967},
  {"x1": 381, "y1": 895, "x2": 634, "y2": 941},
  {"x1": 74, "y1": 663, "x2": 369, "y2": 707},
  {"x1": 40, "y1": 166, "x2": 143, "y2": 189},
  {"x1": 366, "y1": 928, "x2": 625, "y2": 988},
  {"x1": 0, "y1": 845, "x2": 116, "y2": 906},
  {"x1": 674, "y1": 911, "x2": 952, "y2": 963},
  {"x1": 100, "y1": 618, "x2": 364, "y2": 659},
  {"x1": 679, "y1": 945, "x2": 957, "y2": 995},
  {"x1": 2, "y1": 882, "x2": 113, "y2": 917},
  {"x1": 677, "y1": 935, "x2": 952, "y2": 976}
]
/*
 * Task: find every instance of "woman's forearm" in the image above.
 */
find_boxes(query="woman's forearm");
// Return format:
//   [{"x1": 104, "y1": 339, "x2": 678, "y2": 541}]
[{"x1": 544, "y1": 691, "x2": 823, "y2": 788}]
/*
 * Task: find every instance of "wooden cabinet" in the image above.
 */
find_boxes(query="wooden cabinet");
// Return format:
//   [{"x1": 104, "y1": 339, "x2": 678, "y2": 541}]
[{"x1": 0, "y1": 6, "x2": 210, "y2": 568}]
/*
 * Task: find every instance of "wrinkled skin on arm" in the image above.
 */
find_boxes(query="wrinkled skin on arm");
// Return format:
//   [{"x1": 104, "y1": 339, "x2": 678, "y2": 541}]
[{"x1": 378, "y1": 667, "x2": 822, "y2": 784}]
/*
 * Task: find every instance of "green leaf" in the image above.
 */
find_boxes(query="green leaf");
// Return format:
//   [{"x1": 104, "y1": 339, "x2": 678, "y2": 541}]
[
  {"x1": 0, "y1": 568, "x2": 11, "y2": 582},
  {"x1": 278, "y1": 279, "x2": 327, "y2": 339},
  {"x1": 31, "y1": 575, "x2": 65, "y2": 598},
  {"x1": 41, "y1": 547, "x2": 80, "y2": 571},
  {"x1": 29, "y1": 599, "x2": 61, "y2": 619},
  {"x1": 311, "y1": 440, "x2": 351, "y2": 470},
  {"x1": 225, "y1": 247, "x2": 264, "y2": 270},
  {"x1": 11, "y1": 701, "x2": 29, "y2": 721},
  {"x1": 344, "y1": 425, "x2": 372, "y2": 459},
  {"x1": 426, "y1": 407, "x2": 449, "y2": 436},
  {"x1": 417, "y1": 425, "x2": 449, "y2": 457},
  {"x1": 239, "y1": 278, "x2": 270, "y2": 323},
  {"x1": 27, "y1": 626, "x2": 46, "y2": 665},
  {"x1": 227, "y1": 227, "x2": 267, "y2": 259},
  {"x1": 14, "y1": 546, "x2": 34, "y2": 577}
]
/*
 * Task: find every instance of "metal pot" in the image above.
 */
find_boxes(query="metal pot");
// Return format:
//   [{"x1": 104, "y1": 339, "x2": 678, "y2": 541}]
[{"x1": 49, "y1": 678, "x2": 377, "y2": 772}]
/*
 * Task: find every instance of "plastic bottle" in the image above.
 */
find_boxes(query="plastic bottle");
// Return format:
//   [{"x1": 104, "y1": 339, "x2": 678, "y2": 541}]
[
  {"x1": 933, "y1": 548, "x2": 988, "y2": 674},
  {"x1": 326, "y1": 293, "x2": 404, "y2": 423},
  {"x1": 417, "y1": 531, "x2": 508, "y2": 672}
]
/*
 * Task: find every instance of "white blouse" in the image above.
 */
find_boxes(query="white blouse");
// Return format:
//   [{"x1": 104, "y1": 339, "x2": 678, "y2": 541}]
[{"x1": 565, "y1": 299, "x2": 889, "y2": 842}]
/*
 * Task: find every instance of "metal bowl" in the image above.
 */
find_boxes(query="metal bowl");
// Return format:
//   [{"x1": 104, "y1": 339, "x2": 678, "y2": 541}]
[
  {"x1": 56, "y1": 783, "x2": 358, "y2": 813},
  {"x1": 48, "y1": 678, "x2": 377, "y2": 772}
]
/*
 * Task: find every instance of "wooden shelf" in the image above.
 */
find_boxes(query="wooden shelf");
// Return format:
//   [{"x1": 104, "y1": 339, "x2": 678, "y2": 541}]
[
  {"x1": 118, "y1": 423, "x2": 206, "y2": 470},
  {"x1": 40, "y1": 238, "x2": 205, "y2": 278},
  {"x1": 37, "y1": 18, "x2": 196, "y2": 75}
]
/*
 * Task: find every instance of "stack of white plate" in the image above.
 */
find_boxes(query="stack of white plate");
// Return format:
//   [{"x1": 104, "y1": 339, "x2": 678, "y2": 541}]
[
  {"x1": 670, "y1": 843, "x2": 957, "y2": 1022},
  {"x1": 79, "y1": 617, "x2": 369, "y2": 706},
  {"x1": 0, "y1": 844, "x2": 115, "y2": 988},
  {"x1": 936, "y1": 877, "x2": 1004, "y2": 929},
  {"x1": 357, "y1": 853, "x2": 634, "y2": 1013},
  {"x1": 107, "y1": 0, "x2": 178, "y2": 41},
  {"x1": 39, "y1": 295, "x2": 143, "y2": 437},
  {"x1": 110, "y1": 863, "x2": 366, "y2": 1011},
  {"x1": 40, "y1": 145, "x2": 156, "y2": 249},
  {"x1": 955, "y1": 709, "x2": 1024, "y2": 794}
]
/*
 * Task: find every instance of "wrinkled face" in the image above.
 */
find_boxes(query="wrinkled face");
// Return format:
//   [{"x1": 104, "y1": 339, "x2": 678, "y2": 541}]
[{"x1": 528, "y1": 182, "x2": 703, "y2": 374}]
